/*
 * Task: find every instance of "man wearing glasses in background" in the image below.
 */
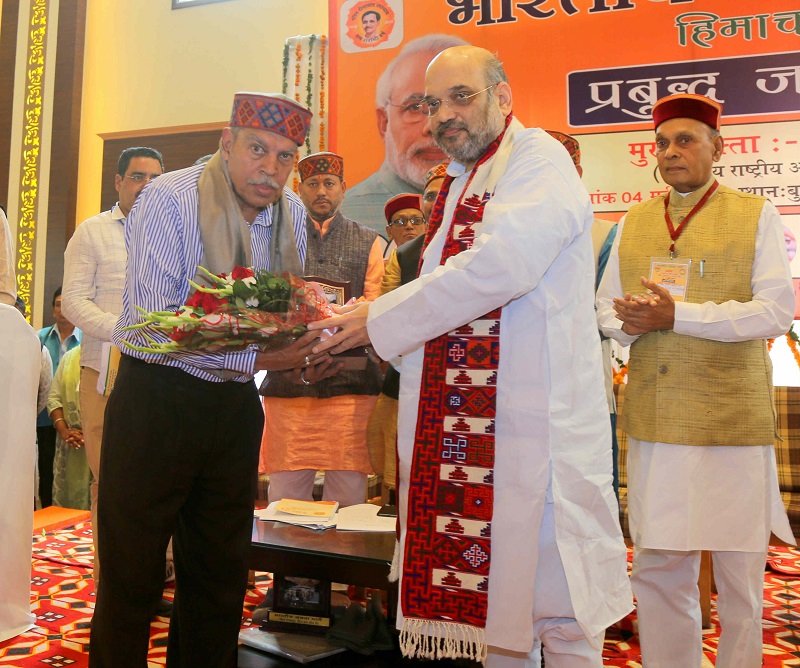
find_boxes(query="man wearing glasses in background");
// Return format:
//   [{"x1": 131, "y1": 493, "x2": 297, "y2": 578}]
[
  {"x1": 310, "y1": 45, "x2": 631, "y2": 666},
  {"x1": 62, "y1": 146, "x2": 164, "y2": 594},
  {"x1": 383, "y1": 193, "x2": 426, "y2": 250},
  {"x1": 341, "y1": 33, "x2": 468, "y2": 239}
]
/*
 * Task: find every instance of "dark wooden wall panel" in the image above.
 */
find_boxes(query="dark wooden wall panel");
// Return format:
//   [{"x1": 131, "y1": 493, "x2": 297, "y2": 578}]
[{"x1": 100, "y1": 125, "x2": 226, "y2": 213}]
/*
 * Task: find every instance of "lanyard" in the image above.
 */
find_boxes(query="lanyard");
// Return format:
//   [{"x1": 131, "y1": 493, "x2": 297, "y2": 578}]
[{"x1": 664, "y1": 180, "x2": 719, "y2": 258}]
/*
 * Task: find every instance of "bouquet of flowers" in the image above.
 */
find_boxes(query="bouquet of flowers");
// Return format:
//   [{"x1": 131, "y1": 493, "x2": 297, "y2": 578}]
[{"x1": 122, "y1": 266, "x2": 335, "y2": 354}]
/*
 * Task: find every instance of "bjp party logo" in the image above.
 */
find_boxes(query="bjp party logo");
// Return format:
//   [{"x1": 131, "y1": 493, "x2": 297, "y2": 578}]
[{"x1": 341, "y1": 0, "x2": 403, "y2": 53}]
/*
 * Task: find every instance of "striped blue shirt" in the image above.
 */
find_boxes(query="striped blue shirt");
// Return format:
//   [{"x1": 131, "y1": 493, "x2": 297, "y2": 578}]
[{"x1": 113, "y1": 162, "x2": 307, "y2": 382}]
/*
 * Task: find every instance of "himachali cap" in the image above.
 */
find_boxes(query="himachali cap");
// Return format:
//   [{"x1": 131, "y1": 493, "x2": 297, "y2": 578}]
[
  {"x1": 298, "y1": 152, "x2": 345, "y2": 182},
  {"x1": 545, "y1": 130, "x2": 581, "y2": 166},
  {"x1": 652, "y1": 93, "x2": 722, "y2": 130},
  {"x1": 384, "y1": 193, "x2": 422, "y2": 223},
  {"x1": 229, "y1": 92, "x2": 312, "y2": 146},
  {"x1": 424, "y1": 163, "x2": 449, "y2": 190}
]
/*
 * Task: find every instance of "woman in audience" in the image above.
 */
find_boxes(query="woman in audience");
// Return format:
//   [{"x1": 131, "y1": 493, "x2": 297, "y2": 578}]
[{"x1": 47, "y1": 345, "x2": 91, "y2": 510}]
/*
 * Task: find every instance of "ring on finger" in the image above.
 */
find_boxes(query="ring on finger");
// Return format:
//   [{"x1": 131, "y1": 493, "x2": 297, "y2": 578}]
[
  {"x1": 300, "y1": 369, "x2": 312, "y2": 386},
  {"x1": 304, "y1": 355, "x2": 311, "y2": 366}
]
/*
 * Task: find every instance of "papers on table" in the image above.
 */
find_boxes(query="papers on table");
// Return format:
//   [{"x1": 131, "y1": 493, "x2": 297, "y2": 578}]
[
  {"x1": 255, "y1": 500, "x2": 339, "y2": 530},
  {"x1": 254, "y1": 502, "x2": 396, "y2": 532},
  {"x1": 334, "y1": 503, "x2": 397, "y2": 532},
  {"x1": 275, "y1": 498, "x2": 338, "y2": 519}
]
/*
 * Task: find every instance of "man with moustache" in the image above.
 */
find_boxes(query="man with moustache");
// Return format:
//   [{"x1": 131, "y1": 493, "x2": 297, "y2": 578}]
[
  {"x1": 92, "y1": 93, "x2": 332, "y2": 668},
  {"x1": 259, "y1": 151, "x2": 384, "y2": 506},
  {"x1": 597, "y1": 93, "x2": 795, "y2": 667},
  {"x1": 361, "y1": 10, "x2": 381, "y2": 43},
  {"x1": 341, "y1": 33, "x2": 467, "y2": 237},
  {"x1": 309, "y1": 46, "x2": 631, "y2": 666}
]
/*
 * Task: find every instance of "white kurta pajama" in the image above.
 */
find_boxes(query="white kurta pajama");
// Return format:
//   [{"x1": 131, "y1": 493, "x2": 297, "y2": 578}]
[
  {"x1": 596, "y1": 199, "x2": 795, "y2": 668},
  {"x1": 597, "y1": 202, "x2": 795, "y2": 551},
  {"x1": 367, "y1": 126, "x2": 632, "y2": 660},
  {"x1": 0, "y1": 208, "x2": 40, "y2": 642}
]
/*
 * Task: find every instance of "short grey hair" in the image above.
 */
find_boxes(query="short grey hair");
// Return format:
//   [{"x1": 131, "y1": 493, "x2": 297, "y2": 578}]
[
  {"x1": 483, "y1": 53, "x2": 509, "y2": 87},
  {"x1": 375, "y1": 34, "x2": 470, "y2": 108}
]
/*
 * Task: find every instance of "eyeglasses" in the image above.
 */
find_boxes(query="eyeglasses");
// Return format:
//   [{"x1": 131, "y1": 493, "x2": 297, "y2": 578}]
[
  {"x1": 421, "y1": 85, "x2": 495, "y2": 118},
  {"x1": 388, "y1": 216, "x2": 425, "y2": 227},
  {"x1": 124, "y1": 174, "x2": 159, "y2": 184}
]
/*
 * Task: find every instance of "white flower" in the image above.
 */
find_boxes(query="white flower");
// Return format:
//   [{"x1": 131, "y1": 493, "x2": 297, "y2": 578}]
[
  {"x1": 245, "y1": 297, "x2": 259, "y2": 307},
  {"x1": 242, "y1": 276, "x2": 257, "y2": 287}
]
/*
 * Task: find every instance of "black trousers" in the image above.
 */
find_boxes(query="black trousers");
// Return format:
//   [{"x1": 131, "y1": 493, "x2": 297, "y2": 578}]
[
  {"x1": 37, "y1": 425, "x2": 56, "y2": 507},
  {"x1": 89, "y1": 356, "x2": 264, "y2": 668}
]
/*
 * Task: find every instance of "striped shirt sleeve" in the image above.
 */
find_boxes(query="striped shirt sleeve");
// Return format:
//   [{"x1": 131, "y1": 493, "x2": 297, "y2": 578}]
[{"x1": 114, "y1": 167, "x2": 307, "y2": 382}]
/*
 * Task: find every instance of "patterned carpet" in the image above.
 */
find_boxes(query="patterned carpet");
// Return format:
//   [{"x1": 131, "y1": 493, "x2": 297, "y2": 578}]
[{"x1": 1, "y1": 521, "x2": 799, "y2": 667}]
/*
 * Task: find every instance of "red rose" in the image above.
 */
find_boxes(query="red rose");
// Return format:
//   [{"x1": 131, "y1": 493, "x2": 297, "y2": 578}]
[
  {"x1": 200, "y1": 292, "x2": 226, "y2": 314},
  {"x1": 184, "y1": 291, "x2": 205, "y2": 308},
  {"x1": 231, "y1": 266, "x2": 255, "y2": 280},
  {"x1": 184, "y1": 290, "x2": 225, "y2": 314}
]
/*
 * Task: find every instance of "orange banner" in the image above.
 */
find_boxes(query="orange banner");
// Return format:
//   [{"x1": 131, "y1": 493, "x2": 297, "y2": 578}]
[{"x1": 329, "y1": 0, "x2": 800, "y2": 232}]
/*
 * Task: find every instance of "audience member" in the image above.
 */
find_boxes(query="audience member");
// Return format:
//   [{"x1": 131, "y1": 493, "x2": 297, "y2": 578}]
[
  {"x1": 36, "y1": 287, "x2": 81, "y2": 507},
  {"x1": 47, "y1": 345, "x2": 91, "y2": 510},
  {"x1": 94, "y1": 93, "x2": 331, "y2": 668},
  {"x1": 62, "y1": 146, "x2": 164, "y2": 586},
  {"x1": 596, "y1": 93, "x2": 795, "y2": 667},
  {"x1": 309, "y1": 46, "x2": 631, "y2": 666},
  {"x1": 383, "y1": 193, "x2": 425, "y2": 251},
  {"x1": 381, "y1": 164, "x2": 447, "y2": 295},
  {"x1": 259, "y1": 151, "x2": 384, "y2": 507}
]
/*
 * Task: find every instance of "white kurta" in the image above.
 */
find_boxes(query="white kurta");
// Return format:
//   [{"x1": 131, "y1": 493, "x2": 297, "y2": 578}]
[
  {"x1": 367, "y1": 127, "x2": 632, "y2": 653},
  {"x1": 0, "y1": 304, "x2": 40, "y2": 642},
  {"x1": 596, "y1": 200, "x2": 796, "y2": 550}
]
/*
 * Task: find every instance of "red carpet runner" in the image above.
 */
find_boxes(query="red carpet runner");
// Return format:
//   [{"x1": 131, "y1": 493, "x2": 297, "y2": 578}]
[{"x1": 1, "y1": 521, "x2": 799, "y2": 667}]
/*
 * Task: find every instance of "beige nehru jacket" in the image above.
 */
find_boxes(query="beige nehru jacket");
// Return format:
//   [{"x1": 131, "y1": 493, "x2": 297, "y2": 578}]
[{"x1": 619, "y1": 180, "x2": 775, "y2": 446}]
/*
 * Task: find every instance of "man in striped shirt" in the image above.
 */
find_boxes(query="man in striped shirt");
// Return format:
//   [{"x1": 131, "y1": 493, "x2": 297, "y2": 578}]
[{"x1": 90, "y1": 94, "x2": 330, "y2": 668}]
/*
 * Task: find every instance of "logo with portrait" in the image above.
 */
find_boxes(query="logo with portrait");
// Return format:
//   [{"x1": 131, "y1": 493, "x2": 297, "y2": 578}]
[{"x1": 341, "y1": 0, "x2": 403, "y2": 53}]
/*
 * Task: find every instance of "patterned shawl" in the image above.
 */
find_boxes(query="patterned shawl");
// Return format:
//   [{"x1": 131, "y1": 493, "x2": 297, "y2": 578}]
[{"x1": 399, "y1": 114, "x2": 523, "y2": 664}]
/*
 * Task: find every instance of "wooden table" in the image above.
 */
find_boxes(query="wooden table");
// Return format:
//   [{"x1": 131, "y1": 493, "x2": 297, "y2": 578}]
[
  {"x1": 243, "y1": 520, "x2": 414, "y2": 666},
  {"x1": 249, "y1": 519, "x2": 396, "y2": 592}
]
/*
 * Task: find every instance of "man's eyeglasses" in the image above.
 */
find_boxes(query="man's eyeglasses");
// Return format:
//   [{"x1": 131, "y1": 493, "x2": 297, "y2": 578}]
[
  {"x1": 388, "y1": 216, "x2": 425, "y2": 227},
  {"x1": 124, "y1": 174, "x2": 159, "y2": 184},
  {"x1": 421, "y1": 85, "x2": 495, "y2": 118}
]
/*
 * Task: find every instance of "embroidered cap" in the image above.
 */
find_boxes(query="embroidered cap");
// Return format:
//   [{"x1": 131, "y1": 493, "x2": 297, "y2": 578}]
[
  {"x1": 384, "y1": 193, "x2": 422, "y2": 223},
  {"x1": 229, "y1": 92, "x2": 312, "y2": 146},
  {"x1": 297, "y1": 152, "x2": 344, "y2": 182},
  {"x1": 424, "y1": 163, "x2": 449, "y2": 190},
  {"x1": 652, "y1": 94, "x2": 722, "y2": 131},
  {"x1": 545, "y1": 130, "x2": 581, "y2": 166}
]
